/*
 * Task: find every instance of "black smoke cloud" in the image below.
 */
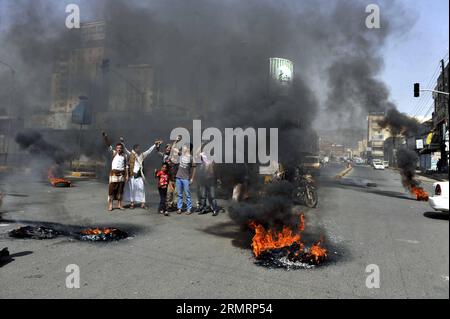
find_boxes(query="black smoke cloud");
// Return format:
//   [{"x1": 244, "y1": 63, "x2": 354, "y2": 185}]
[
  {"x1": 324, "y1": 1, "x2": 416, "y2": 137},
  {"x1": 396, "y1": 148, "x2": 420, "y2": 190},
  {"x1": 378, "y1": 108, "x2": 421, "y2": 191},
  {"x1": 15, "y1": 130, "x2": 70, "y2": 164},
  {"x1": 228, "y1": 181, "x2": 299, "y2": 228},
  {"x1": 0, "y1": 1, "x2": 79, "y2": 116},
  {"x1": 1, "y1": 0, "x2": 416, "y2": 226},
  {"x1": 379, "y1": 108, "x2": 420, "y2": 136},
  {"x1": 0, "y1": 0, "x2": 414, "y2": 132}
]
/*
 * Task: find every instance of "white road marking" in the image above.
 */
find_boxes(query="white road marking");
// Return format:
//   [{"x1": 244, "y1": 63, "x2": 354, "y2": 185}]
[{"x1": 395, "y1": 239, "x2": 420, "y2": 244}]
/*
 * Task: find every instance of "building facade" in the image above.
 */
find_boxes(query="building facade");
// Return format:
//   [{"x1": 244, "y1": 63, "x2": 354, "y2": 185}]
[
  {"x1": 366, "y1": 112, "x2": 391, "y2": 162},
  {"x1": 34, "y1": 20, "x2": 157, "y2": 130},
  {"x1": 268, "y1": 57, "x2": 294, "y2": 96},
  {"x1": 431, "y1": 61, "x2": 449, "y2": 172}
]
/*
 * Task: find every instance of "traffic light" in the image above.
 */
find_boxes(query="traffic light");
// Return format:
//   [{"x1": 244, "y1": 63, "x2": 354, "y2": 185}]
[{"x1": 414, "y1": 83, "x2": 420, "y2": 97}]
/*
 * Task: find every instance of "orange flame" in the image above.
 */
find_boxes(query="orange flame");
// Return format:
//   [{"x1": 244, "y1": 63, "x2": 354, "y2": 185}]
[
  {"x1": 48, "y1": 167, "x2": 71, "y2": 187},
  {"x1": 249, "y1": 221, "x2": 302, "y2": 257},
  {"x1": 249, "y1": 214, "x2": 327, "y2": 263},
  {"x1": 299, "y1": 213, "x2": 305, "y2": 232},
  {"x1": 411, "y1": 186, "x2": 429, "y2": 201},
  {"x1": 309, "y1": 241, "x2": 327, "y2": 263},
  {"x1": 81, "y1": 228, "x2": 116, "y2": 235}
]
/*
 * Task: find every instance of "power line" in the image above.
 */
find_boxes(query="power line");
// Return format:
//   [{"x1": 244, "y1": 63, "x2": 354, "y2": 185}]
[
  {"x1": 416, "y1": 52, "x2": 449, "y2": 122},
  {"x1": 414, "y1": 93, "x2": 434, "y2": 117},
  {"x1": 422, "y1": 102, "x2": 434, "y2": 120},
  {"x1": 411, "y1": 60, "x2": 441, "y2": 116},
  {"x1": 413, "y1": 64, "x2": 440, "y2": 114},
  {"x1": 412, "y1": 51, "x2": 448, "y2": 116}
]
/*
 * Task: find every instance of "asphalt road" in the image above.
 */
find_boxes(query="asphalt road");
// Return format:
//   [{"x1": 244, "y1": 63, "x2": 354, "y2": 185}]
[{"x1": 0, "y1": 164, "x2": 448, "y2": 298}]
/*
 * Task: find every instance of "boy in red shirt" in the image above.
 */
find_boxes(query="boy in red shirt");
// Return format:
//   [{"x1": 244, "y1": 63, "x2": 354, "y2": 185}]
[{"x1": 155, "y1": 163, "x2": 170, "y2": 216}]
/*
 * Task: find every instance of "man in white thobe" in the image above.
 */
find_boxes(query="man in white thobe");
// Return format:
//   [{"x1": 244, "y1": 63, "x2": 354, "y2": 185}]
[{"x1": 122, "y1": 139, "x2": 162, "y2": 209}]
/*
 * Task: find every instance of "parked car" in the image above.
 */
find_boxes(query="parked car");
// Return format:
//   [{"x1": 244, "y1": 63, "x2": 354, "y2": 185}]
[
  {"x1": 429, "y1": 181, "x2": 449, "y2": 212},
  {"x1": 383, "y1": 161, "x2": 389, "y2": 168},
  {"x1": 372, "y1": 159, "x2": 385, "y2": 170},
  {"x1": 321, "y1": 156, "x2": 329, "y2": 165},
  {"x1": 303, "y1": 155, "x2": 321, "y2": 171}
]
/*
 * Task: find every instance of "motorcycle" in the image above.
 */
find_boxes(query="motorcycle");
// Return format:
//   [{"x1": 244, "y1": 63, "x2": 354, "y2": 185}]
[
  {"x1": 267, "y1": 164, "x2": 318, "y2": 208},
  {"x1": 291, "y1": 166, "x2": 318, "y2": 208}
]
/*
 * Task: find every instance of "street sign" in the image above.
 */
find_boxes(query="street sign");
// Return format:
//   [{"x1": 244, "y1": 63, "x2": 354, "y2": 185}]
[
  {"x1": 415, "y1": 139, "x2": 424, "y2": 149},
  {"x1": 72, "y1": 96, "x2": 92, "y2": 125}
]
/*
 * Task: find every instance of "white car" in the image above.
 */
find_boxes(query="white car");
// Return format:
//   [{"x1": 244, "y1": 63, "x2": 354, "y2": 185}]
[
  {"x1": 429, "y1": 182, "x2": 449, "y2": 212},
  {"x1": 372, "y1": 160, "x2": 385, "y2": 170}
]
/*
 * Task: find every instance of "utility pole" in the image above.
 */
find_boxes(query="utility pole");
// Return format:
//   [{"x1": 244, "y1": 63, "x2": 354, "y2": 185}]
[
  {"x1": 441, "y1": 59, "x2": 448, "y2": 123},
  {"x1": 444, "y1": 58, "x2": 450, "y2": 170},
  {"x1": 414, "y1": 57, "x2": 450, "y2": 172},
  {"x1": 0, "y1": 60, "x2": 16, "y2": 165}
]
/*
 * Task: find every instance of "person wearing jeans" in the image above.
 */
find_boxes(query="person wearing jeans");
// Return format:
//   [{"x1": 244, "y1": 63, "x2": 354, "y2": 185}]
[
  {"x1": 176, "y1": 143, "x2": 196, "y2": 215},
  {"x1": 199, "y1": 183, "x2": 219, "y2": 215},
  {"x1": 197, "y1": 152, "x2": 219, "y2": 216}
]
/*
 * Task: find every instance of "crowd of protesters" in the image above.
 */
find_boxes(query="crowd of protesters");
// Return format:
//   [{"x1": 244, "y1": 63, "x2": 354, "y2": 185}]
[{"x1": 102, "y1": 132, "x2": 220, "y2": 216}]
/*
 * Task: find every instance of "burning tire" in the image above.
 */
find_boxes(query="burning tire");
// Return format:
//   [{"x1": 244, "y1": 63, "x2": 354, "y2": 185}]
[
  {"x1": 50, "y1": 178, "x2": 72, "y2": 187},
  {"x1": 8, "y1": 225, "x2": 128, "y2": 242},
  {"x1": 9, "y1": 226, "x2": 61, "y2": 239},
  {"x1": 78, "y1": 228, "x2": 128, "y2": 241},
  {"x1": 249, "y1": 214, "x2": 327, "y2": 269}
]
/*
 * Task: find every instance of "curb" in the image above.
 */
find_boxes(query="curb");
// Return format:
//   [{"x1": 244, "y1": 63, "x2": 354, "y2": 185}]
[
  {"x1": 67, "y1": 171, "x2": 96, "y2": 178},
  {"x1": 335, "y1": 166, "x2": 353, "y2": 179},
  {"x1": 416, "y1": 174, "x2": 448, "y2": 184}
]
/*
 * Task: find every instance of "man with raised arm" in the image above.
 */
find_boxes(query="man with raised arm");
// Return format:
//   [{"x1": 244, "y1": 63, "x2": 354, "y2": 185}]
[
  {"x1": 102, "y1": 132, "x2": 129, "y2": 212},
  {"x1": 158, "y1": 135, "x2": 182, "y2": 211},
  {"x1": 121, "y1": 137, "x2": 162, "y2": 209}
]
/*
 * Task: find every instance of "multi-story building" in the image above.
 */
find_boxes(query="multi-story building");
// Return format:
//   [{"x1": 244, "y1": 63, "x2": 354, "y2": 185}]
[
  {"x1": 366, "y1": 112, "x2": 391, "y2": 162},
  {"x1": 0, "y1": 115, "x2": 24, "y2": 165},
  {"x1": 431, "y1": 61, "x2": 449, "y2": 171},
  {"x1": 35, "y1": 20, "x2": 157, "y2": 130},
  {"x1": 47, "y1": 21, "x2": 106, "y2": 129},
  {"x1": 95, "y1": 63, "x2": 156, "y2": 129},
  {"x1": 268, "y1": 57, "x2": 294, "y2": 96},
  {"x1": 319, "y1": 138, "x2": 347, "y2": 160},
  {"x1": 356, "y1": 139, "x2": 367, "y2": 158}
]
